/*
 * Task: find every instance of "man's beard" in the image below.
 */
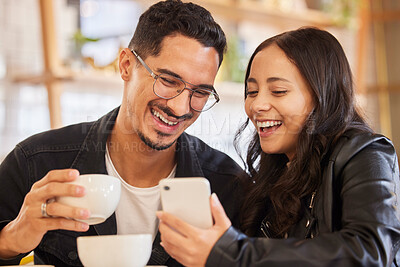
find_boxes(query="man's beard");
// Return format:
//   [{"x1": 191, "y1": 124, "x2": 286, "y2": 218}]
[
  {"x1": 128, "y1": 101, "x2": 193, "y2": 151},
  {"x1": 137, "y1": 130, "x2": 176, "y2": 151}
]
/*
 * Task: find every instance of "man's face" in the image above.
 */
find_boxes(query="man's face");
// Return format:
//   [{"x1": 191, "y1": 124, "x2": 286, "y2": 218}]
[{"x1": 120, "y1": 34, "x2": 220, "y2": 150}]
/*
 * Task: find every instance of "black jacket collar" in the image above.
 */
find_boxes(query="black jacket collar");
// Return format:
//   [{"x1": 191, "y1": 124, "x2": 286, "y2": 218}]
[{"x1": 70, "y1": 107, "x2": 207, "y2": 265}]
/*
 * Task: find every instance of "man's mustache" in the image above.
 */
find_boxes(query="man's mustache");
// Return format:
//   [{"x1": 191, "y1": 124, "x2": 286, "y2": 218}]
[{"x1": 153, "y1": 103, "x2": 194, "y2": 121}]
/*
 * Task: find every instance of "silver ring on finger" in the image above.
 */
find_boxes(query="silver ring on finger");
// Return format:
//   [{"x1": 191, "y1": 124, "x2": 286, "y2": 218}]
[{"x1": 41, "y1": 200, "x2": 51, "y2": 218}]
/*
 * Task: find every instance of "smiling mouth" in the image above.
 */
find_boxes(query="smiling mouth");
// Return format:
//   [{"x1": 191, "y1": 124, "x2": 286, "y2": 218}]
[
  {"x1": 152, "y1": 109, "x2": 179, "y2": 126},
  {"x1": 256, "y1": 120, "x2": 282, "y2": 132}
]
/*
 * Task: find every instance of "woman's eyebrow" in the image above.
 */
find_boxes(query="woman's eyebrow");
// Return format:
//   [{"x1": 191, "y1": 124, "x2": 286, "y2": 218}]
[
  {"x1": 266, "y1": 77, "x2": 291, "y2": 83},
  {"x1": 246, "y1": 77, "x2": 257, "y2": 83},
  {"x1": 247, "y1": 77, "x2": 291, "y2": 84}
]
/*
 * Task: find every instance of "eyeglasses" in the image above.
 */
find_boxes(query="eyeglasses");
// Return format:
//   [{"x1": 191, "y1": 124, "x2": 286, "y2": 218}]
[{"x1": 131, "y1": 50, "x2": 220, "y2": 112}]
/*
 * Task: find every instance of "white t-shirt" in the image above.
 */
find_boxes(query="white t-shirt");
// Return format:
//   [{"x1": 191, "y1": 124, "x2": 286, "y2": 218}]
[{"x1": 105, "y1": 145, "x2": 176, "y2": 240}]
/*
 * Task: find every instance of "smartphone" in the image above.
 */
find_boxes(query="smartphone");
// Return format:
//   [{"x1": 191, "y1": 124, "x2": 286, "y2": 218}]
[{"x1": 159, "y1": 177, "x2": 213, "y2": 229}]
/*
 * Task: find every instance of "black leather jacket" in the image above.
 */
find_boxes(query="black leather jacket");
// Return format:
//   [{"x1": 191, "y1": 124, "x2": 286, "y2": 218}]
[
  {"x1": 207, "y1": 131, "x2": 400, "y2": 267},
  {"x1": 0, "y1": 108, "x2": 243, "y2": 266}
]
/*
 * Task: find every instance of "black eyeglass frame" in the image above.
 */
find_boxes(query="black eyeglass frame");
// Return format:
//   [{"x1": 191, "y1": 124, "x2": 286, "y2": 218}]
[{"x1": 130, "y1": 49, "x2": 220, "y2": 112}]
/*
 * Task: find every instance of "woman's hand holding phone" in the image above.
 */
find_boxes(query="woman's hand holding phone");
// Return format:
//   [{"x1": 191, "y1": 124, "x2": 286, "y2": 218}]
[{"x1": 157, "y1": 192, "x2": 231, "y2": 267}]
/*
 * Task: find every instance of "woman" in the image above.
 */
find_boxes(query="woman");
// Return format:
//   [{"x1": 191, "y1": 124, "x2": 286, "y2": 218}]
[{"x1": 157, "y1": 27, "x2": 400, "y2": 266}]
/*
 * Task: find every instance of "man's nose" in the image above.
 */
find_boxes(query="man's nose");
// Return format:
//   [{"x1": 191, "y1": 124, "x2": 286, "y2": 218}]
[{"x1": 166, "y1": 89, "x2": 192, "y2": 116}]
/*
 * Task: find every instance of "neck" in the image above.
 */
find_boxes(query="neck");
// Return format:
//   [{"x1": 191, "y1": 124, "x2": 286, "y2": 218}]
[{"x1": 107, "y1": 120, "x2": 177, "y2": 188}]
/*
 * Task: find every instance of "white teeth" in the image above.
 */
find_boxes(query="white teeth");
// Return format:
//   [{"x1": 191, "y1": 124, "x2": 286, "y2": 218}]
[
  {"x1": 152, "y1": 110, "x2": 178, "y2": 126},
  {"x1": 256, "y1": 120, "x2": 282, "y2": 128}
]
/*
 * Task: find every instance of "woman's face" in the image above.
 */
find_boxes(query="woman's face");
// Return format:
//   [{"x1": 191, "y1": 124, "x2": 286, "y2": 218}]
[{"x1": 245, "y1": 44, "x2": 314, "y2": 161}]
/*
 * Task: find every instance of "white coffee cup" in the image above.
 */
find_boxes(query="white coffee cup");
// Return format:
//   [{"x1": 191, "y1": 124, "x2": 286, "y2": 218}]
[
  {"x1": 77, "y1": 234, "x2": 152, "y2": 267},
  {"x1": 57, "y1": 174, "x2": 121, "y2": 225}
]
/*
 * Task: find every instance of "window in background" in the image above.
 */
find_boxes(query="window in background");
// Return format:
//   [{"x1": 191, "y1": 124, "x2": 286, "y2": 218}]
[{"x1": 73, "y1": 0, "x2": 143, "y2": 68}]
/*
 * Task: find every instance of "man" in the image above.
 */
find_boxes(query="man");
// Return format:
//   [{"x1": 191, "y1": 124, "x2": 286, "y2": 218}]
[{"x1": 0, "y1": 0, "x2": 243, "y2": 266}]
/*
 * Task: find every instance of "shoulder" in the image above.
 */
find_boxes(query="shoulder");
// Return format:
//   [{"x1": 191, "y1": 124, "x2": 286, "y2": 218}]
[
  {"x1": 180, "y1": 132, "x2": 243, "y2": 176},
  {"x1": 330, "y1": 129, "x2": 398, "y2": 178},
  {"x1": 332, "y1": 129, "x2": 396, "y2": 162},
  {"x1": 16, "y1": 121, "x2": 94, "y2": 157},
  {"x1": 15, "y1": 108, "x2": 118, "y2": 157}
]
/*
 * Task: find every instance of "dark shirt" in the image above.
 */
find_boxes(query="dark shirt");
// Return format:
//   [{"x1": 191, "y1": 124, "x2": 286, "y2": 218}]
[{"x1": 0, "y1": 107, "x2": 244, "y2": 266}]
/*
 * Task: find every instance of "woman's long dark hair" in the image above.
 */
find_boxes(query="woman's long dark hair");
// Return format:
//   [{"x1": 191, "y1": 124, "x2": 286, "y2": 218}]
[{"x1": 235, "y1": 27, "x2": 372, "y2": 237}]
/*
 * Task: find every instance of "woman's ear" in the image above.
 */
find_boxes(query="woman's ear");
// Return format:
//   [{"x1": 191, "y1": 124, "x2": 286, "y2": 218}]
[{"x1": 119, "y1": 48, "x2": 133, "y2": 81}]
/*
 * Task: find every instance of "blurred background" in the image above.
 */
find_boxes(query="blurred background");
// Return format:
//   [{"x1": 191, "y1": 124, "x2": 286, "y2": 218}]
[{"x1": 0, "y1": 0, "x2": 399, "y2": 166}]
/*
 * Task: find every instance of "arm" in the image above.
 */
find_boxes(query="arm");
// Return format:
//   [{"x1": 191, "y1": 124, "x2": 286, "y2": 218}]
[
  {"x1": 206, "y1": 138, "x2": 400, "y2": 267},
  {"x1": 159, "y1": 138, "x2": 400, "y2": 267},
  {"x1": 0, "y1": 146, "x2": 90, "y2": 263}
]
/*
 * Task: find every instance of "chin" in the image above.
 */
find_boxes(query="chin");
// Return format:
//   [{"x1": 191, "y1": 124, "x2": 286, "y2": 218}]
[{"x1": 138, "y1": 130, "x2": 177, "y2": 151}]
